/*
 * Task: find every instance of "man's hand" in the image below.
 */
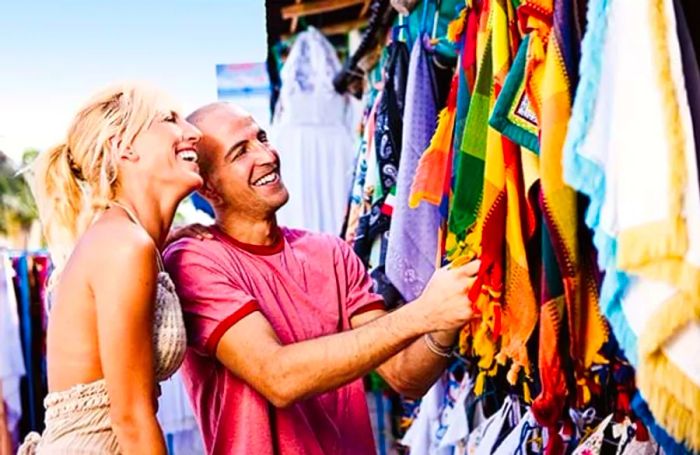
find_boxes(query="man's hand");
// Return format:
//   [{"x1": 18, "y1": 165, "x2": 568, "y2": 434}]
[
  {"x1": 412, "y1": 260, "x2": 481, "y2": 331},
  {"x1": 165, "y1": 224, "x2": 213, "y2": 245}
]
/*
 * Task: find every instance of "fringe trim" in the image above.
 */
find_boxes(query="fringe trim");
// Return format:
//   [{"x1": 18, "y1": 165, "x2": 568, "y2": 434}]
[
  {"x1": 632, "y1": 393, "x2": 696, "y2": 454},
  {"x1": 649, "y1": 0, "x2": 687, "y2": 226},
  {"x1": 634, "y1": 290, "x2": 700, "y2": 451},
  {"x1": 617, "y1": 0, "x2": 690, "y2": 279},
  {"x1": 636, "y1": 348, "x2": 700, "y2": 451},
  {"x1": 638, "y1": 291, "x2": 700, "y2": 368},
  {"x1": 599, "y1": 267, "x2": 639, "y2": 365},
  {"x1": 616, "y1": 217, "x2": 688, "y2": 271},
  {"x1": 560, "y1": 0, "x2": 613, "y2": 246}
]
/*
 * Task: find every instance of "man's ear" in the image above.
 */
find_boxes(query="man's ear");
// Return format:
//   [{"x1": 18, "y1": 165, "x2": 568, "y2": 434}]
[{"x1": 199, "y1": 181, "x2": 222, "y2": 206}]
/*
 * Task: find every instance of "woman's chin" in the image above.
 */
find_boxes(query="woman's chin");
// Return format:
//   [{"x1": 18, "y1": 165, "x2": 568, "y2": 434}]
[{"x1": 177, "y1": 172, "x2": 204, "y2": 196}]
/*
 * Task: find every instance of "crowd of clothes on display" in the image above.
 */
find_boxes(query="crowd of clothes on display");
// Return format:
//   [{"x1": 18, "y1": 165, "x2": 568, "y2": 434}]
[
  {"x1": 0, "y1": 251, "x2": 203, "y2": 454},
  {"x1": 335, "y1": 0, "x2": 700, "y2": 453},
  {"x1": 3, "y1": 0, "x2": 700, "y2": 452}
]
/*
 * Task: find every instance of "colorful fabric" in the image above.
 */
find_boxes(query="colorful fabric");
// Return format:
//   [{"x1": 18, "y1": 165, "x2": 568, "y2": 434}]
[
  {"x1": 498, "y1": 43, "x2": 540, "y2": 391},
  {"x1": 164, "y1": 228, "x2": 384, "y2": 455},
  {"x1": 521, "y1": 0, "x2": 609, "y2": 452},
  {"x1": 409, "y1": 74, "x2": 458, "y2": 210},
  {"x1": 442, "y1": 9, "x2": 474, "y2": 260},
  {"x1": 465, "y1": 0, "x2": 527, "y2": 391},
  {"x1": 346, "y1": 95, "x2": 381, "y2": 245},
  {"x1": 562, "y1": 0, "x2": 700, "y2": 451},
  {"x1": 489, "y1": 34, "x2": 540, "y2": 153},
  {"x1": 353, "y1": 41, "x2": 409, "y2": 265},
  {"x1": 448, "y1": 0, "x2": 490, "y2": 254},
  {"x1": 386, "y1": 35, "x2": 449, "y2": 302}
]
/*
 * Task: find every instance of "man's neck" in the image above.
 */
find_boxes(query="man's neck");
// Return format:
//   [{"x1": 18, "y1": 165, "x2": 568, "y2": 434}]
[{"x1": 215, "y1": 211, "x2": 280, "y2": 246}]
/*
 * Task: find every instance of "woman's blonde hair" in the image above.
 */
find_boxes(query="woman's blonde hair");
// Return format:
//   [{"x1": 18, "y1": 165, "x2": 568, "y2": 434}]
[{"x1": 32, "y1": 83, "x2": 174, "y2": 271}]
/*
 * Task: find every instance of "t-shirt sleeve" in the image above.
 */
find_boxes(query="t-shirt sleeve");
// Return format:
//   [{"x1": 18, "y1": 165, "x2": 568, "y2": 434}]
[
  {"x1": 164, "y1": 241, "x2": 260, "y2": 356},
  {"x1": 336, "y1": 238, "x2": 386, "y2": 318}
]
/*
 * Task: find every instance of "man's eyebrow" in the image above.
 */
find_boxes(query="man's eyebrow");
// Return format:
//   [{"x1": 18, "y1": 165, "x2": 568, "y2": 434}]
[{"x1": 225, "y1": 139, "x2": 247, "y2": 160}]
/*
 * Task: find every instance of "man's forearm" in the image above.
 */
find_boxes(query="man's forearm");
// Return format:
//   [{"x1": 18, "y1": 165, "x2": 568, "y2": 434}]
[
  {"x1": 378, "y1": 329, "x2": 460, "y2": 398},
  {"x1": 262, "y1": 302, "x2": 431, "y2": 407}
]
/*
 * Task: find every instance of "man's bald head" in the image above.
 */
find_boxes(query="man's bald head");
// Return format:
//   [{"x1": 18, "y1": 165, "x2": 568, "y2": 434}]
[
  {"x1": 186, "y1": 102, "x2": 250, "y2": 177},
  {"x1": 184, "y1": 102, "x2": 288, "y2": 217},
  {"x1": 187, "y1": 102, "x2": 244, "y2": 128}
]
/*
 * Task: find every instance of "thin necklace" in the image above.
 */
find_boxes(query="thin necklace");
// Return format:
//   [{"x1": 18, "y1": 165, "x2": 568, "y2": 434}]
[
  {"x1": 110, "y1": 200, "x2": 141, "y2": 227},
  {"x1": 110, "y1": 200, "x2": 165, "y2": 271}
]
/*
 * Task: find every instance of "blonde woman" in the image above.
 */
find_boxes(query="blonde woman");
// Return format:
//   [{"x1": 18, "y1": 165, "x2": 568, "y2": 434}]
[{"x1": 18, "y1": 83, "x2": 203, "y2": 454}]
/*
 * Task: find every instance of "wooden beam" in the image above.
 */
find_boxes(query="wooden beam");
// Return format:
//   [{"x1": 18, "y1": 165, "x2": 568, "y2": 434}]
[
  {"x1": 321, "y1": 18, "x2": 368, "y2": 35},
  {"x1": 281, "y1": 0, "x2": 365, "y2": 20},
  {"x1": 289, "y1": 0, "x2": 302, "y2": 33},
  {"x1": 359, "y1": 0, "x2": 372, "y2": 17},
  {"x1": 281, "y1": 18, "x2": 368, "y2": 40}
]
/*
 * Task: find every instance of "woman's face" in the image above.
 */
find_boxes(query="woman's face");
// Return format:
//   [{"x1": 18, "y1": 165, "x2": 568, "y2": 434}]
[{"x1": 127, "y1": 110, "x2": 203, "y2": 197}]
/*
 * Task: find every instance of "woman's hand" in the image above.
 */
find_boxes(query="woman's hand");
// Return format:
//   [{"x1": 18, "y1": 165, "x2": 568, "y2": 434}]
[{"x1": 166, "y1": 223, "x2": 213, "y2": 245}]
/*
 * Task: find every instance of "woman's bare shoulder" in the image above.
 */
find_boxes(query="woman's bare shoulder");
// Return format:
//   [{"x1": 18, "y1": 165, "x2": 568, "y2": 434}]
[{"x1": 74, "y1": 212, "x2": 158, "y2": 276}]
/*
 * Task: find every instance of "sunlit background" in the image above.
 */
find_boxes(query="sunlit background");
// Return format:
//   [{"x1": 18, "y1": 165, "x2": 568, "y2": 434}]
[{"x1": 0, "y1": 0, "x2": 267, "y2": 161}]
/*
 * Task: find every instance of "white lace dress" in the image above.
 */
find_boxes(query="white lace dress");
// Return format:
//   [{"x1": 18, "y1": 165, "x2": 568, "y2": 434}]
[{"x1": 272, "y1": 26, "x2": 360, "y2": 235}]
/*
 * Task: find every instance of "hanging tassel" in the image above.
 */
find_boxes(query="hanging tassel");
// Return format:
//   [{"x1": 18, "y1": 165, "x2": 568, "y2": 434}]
[
  {"x1": 544, "y1": 428, "x2": 564, "y2": 455},
  {"x1": 447, "y1": 8, "x2": 468, "y2": 43},
  {"x1": 576, "y1": 378, "x2": 592, "y2": 406},
  {"x1": 474, "y1": 370, "x2": 486, "y2": 396},
  {"x1": 506, "y1": 362, "x2": 520, "y2": 384},
  {"x1": 523, "y1": 381, "x2": 532, "y2": 404}
]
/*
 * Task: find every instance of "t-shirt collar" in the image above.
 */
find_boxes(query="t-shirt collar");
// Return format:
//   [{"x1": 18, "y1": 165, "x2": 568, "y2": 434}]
[{"x1": 211, "y1": 225, "x2": 285, "y2": 255}]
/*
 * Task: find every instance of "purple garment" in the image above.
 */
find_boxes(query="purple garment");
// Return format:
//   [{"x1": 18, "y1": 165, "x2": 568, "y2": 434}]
[{"x1": 385, "y1": 36, "x2": 443, "y2": 302}]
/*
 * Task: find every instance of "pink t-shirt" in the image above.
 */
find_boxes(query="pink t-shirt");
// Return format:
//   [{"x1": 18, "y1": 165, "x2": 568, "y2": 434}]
[{"x1": 163, "y1": 226, "x2": 384, "y2": 455}]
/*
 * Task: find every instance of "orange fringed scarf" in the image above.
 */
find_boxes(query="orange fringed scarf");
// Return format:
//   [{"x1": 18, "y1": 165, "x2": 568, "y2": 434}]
[
  {"x1": 522, "y1": 0, "x2": 609, "y2": 453},
  {"x1": 459, "y1": 0, "x2": 541, "y2": 398},
  {"x1": 409, "y1": 75, "x2": 459, "y2": 210}
]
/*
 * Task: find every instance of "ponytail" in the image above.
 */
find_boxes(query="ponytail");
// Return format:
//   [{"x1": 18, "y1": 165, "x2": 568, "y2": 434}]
[
  {"x1": 31, "y1": 143, "x2": 86, "y2": 269},
  {"x1": 28, "y1": 83, "x2": 176, "y2": 282}
]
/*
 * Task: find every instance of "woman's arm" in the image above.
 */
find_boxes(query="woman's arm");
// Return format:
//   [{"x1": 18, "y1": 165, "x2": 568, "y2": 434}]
[{"x1": 90, "y1": 223, "x2": 166, "y2": 454}]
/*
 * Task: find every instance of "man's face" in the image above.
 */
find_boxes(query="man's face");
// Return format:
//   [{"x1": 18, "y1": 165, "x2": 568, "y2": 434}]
[{"x1": 198, "y1": 105, "x2": 289, "y2": 217}]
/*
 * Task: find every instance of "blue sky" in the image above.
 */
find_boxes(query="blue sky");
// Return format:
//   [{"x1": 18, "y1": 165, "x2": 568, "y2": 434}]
[{"x1": 0, "y1": 1, "x2": 267, "y2": 162}]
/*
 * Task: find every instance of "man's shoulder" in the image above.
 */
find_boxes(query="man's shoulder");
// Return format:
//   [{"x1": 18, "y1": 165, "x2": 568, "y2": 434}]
[
  {"x1": 163, "y1": 235, "x2": 229, "y2": 269},
  {"x1": 282, "y1": 227, "x2": 345, "y2": 250}
]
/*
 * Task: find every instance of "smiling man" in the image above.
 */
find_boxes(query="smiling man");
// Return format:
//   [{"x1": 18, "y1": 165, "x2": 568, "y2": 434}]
[{"x1": 163, "y1": 102, "x2": 479, "y2": 455}]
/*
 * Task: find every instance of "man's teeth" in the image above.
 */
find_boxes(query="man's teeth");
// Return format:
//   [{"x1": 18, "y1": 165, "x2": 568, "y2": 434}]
[
  {"x1": 254, "y1": 173, "x2": 277, "y2": 186},
  {"x1": 177, "y1": 150, "x2": 198, "y2": 162}
]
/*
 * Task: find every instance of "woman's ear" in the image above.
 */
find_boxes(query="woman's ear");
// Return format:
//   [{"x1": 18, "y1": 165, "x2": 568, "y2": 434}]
[{"x1": 113, "y1": 137, "x2": 139, "y2": 163}]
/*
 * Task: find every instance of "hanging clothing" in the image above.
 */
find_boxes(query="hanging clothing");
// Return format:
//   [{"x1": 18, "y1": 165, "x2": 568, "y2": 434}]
[
  {"x1": 448, "y1": 0, "x2": 489, "y2": 253},
  {"x1": 386, "y1": 34, "x2": 451, "y2": 302},
  {"x1": 563, "y1": 0, "x2": 700, "y2": 451},
  {"x1": 0, "y1": 253, "x2": 25, "y2": 453},
  {"x1": 400, "y1": 377, "x2": 451, "y2": 455},
  {"x1": 157, "y1": 372, "x2": 204, "y2": 455},
  {"x1": 272, "y1": 26, "x2": 359, "y2": 235},
  {"x1": 12, "y1": 255, "x2": 45, "y2": 437},
  {"x1": 489, "y1": 34, "x2": 540, "y2": 154},
  {"x1": 516, "y1": 1, "x2": 609, "y2": 452},
  {"x1": 346, "y1": 95, "x2": 381, "y2": 246},
  {"x1": 353, "y1": 39, "x2": 410, "y2": 263},
  {"x1": 351, "y1": 39, "x2": 410, "y2": 308}
]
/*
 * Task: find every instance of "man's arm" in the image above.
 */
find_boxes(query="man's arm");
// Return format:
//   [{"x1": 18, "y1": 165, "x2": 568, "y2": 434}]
[
  {"x1": 351, "y1": 309, "x2": 459, "y2": 399},
  {"x1": 214, "y1": 264, "x2": 475, "y2": 408}
]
